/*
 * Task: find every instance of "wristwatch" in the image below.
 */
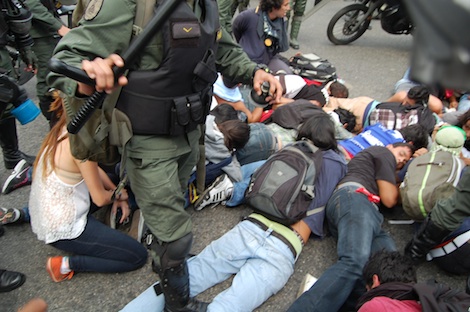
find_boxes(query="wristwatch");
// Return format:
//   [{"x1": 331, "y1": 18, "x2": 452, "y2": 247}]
[{"x1": 252, "y1": 63, "x2": 271, "y2": 77}]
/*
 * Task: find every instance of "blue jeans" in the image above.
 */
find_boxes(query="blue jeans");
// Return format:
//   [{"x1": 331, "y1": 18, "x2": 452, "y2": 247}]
[
  {"x1": 225, "y1": 160, "x2": 265, "y2": 207},
  {"x1": 51, "y1": 215, "x2": 147, "y2": 273},
  {"x1": 287, "y1": 186, "x2": 396, "y2": 312},
  {"x1": 189, "y1": 220, "x2": 295, "y2": 311},
  {"x1": 121, "y1": 220, "x2": 295, "y2": 312},
  {"x1": 236, "y1": 123, "x2": 276, "y2": 166}
]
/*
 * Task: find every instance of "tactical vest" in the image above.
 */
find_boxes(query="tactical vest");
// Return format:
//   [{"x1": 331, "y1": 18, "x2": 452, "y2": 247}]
[{"x1": 116, "y1": 0, "x2": 219, "y2": 136}]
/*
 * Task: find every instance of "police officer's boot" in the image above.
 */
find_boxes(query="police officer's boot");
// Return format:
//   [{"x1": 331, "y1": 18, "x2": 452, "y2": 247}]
[
  {"x1": 404, "y1": 214, "x2": 451, "y2": 263},
  {"x1": 151, "y1": 233, "x2": 208, "y2": 312},
  {"x1": 289, "y1": 16, "x2": 303, "y2": 49},
  {"x1": 0, "y1": 118, "x2": 35, "y2": 169}
]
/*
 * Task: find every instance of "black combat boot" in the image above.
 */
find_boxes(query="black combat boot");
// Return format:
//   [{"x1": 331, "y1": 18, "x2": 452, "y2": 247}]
[
  {"x1": 404, "y1": 214, "x2": 451, "y2": 263},
  {"x1": 0, "y1": 118, "x2": 35, "y2": 169}
]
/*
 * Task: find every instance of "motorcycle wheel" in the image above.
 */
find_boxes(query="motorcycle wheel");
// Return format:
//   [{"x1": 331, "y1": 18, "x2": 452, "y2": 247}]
[{"x1": 327, "y1": 4, "x2": 371, "y2": 45}]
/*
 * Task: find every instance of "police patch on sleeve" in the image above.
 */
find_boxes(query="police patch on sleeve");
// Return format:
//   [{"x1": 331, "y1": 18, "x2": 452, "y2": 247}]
[{"x1": 84, "y1": 0, "x2": 103, "y2": 21}]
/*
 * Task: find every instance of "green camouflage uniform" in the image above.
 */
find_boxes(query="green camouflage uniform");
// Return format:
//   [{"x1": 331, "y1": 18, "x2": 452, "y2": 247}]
[
  {"x1": 25, "y1": 0, "x2": 64, "y2": 121},
  {"x1": 48, "y1": 0, "x2": 257, "y2": 244}
]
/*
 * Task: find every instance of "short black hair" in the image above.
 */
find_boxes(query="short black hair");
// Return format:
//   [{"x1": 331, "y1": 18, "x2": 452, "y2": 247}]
[
  {"x1": 297, "y1": 112, "x2": 338, "y2": 151},
  {"x1": 362, "y1": 250, "x2": 417, "y2": 288},
  {"x1": 260, "y1": 0, "x2": 286, "y2": 11},
  {"x1": 330, "y1": 81, "x2": 349, "y2": 98},
  {"x1": 334, "y1": 108, "x2": 356, "y2": 132},
  {"x1": 398, "y1": 124, "x2": 429, "y2": 150},
  {"x1": 407, "y1": 86, "x2": 430, "y2": 105},
  {"x1": 210, "y1": 104, "x2": 238, "y2": 124},
  {"x1": 391, "y1": 141, "x2": 415, "y2": 154}
]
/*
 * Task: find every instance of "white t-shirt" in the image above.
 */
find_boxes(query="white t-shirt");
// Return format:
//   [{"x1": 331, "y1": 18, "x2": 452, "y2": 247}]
[{"x1": 275, "y1": 74, "x2": 307, "y2": 99}]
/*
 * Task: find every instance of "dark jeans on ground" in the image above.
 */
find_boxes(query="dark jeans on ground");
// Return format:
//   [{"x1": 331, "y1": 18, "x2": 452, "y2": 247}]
[
  {"x1": 51, "y1": 215, "x2": 147, "y2": 273},
  {"x1": 287, "y1": 186, "x2": 396, "y2": 312}
]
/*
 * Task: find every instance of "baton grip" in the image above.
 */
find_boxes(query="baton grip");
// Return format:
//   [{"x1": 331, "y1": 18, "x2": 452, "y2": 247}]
[
  {"x1": 66, "y1": 91, "x2": 106, "y2": 134},
  {"x1": 48, "y1": 58, "x2": 95, "y2": 86}
]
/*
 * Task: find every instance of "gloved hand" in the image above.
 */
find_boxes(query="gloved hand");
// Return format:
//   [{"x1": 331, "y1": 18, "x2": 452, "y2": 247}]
[
  {"x1": 19, "y1": 46, "x2": 38, "y2": 72},
  {"x1": 0, "y1": 74, "x2": 28, "y2": 107}
]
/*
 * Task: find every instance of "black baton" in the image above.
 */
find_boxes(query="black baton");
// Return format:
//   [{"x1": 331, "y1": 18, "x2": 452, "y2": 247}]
[{"x1": 48, "y1": 0, "x2": 184, "y2": 134}]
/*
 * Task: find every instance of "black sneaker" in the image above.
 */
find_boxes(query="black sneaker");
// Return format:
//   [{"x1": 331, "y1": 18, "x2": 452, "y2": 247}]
[{"x1": 2, "y1": 159, "x2": 31, "y2": 194}]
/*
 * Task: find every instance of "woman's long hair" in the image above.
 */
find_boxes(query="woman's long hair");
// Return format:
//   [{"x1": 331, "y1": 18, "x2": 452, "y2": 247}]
[{"x1": 33, "y1": 96, "x2": 67, "y2": 180}]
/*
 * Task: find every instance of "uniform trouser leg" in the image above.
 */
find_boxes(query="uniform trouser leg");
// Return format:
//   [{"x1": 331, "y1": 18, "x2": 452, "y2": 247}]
[
  {"x1": 126, "y1": 130, "x2": 200, "y2": 311},
  {"x1": 31, "y1": 36, "x2": 60, "y2": 121},
  {"x1": 289, "y1": 0, "x2": 308, "y2": 49}
]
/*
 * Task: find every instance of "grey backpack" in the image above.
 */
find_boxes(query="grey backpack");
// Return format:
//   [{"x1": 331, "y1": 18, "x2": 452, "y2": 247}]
[
  {"x1": 245, "y1": 140, "x2": 323, "y2": 225},
  {"x1": 400, "y1": 150, "x2": 465, "y2": 220}
]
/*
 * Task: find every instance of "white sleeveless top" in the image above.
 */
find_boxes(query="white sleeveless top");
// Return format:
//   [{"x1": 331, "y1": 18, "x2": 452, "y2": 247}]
[{"x1": 29, "y1": 153, "x2": 90, "y2": 244}]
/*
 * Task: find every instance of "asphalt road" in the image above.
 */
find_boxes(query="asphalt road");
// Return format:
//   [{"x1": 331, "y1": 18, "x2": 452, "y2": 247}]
[{"x1": 0, "y1": 1, "x2": 466, "y2": 311}]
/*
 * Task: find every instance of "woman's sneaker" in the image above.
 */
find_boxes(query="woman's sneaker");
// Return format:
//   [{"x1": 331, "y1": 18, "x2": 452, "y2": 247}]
[
  {"x1": 0, "y1": 207, "x2": 25, "y2": 224},
  {"x1": 193, "y1": 174, "x2": 233, "y2": 211},
  {"x1": 46, "y1": 257, "x2": 74, "y2": 282},
  {"x1": 2, "y1": 159, "x2": 31, "y2": 194}
]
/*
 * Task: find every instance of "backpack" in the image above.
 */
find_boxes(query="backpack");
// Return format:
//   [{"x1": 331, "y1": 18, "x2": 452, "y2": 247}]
[
  {"x1": 266, "y1": 99, "x2": 324, "y2": 129},
  {"x1": 288, "y1": 53, "x2": 337, "y2": 83},
  {"x1": 400, "y1": 151, "x2": 465, "y2": 220},
  {"x1": 413, "y1": 280, "x2": 470, "y2": 312},
  {"x1": 368, "y1": 101, "x2": 436, "y2": 135},
  {"x1": 245, "y1": 139, "x2": 323, "y2": 225}
]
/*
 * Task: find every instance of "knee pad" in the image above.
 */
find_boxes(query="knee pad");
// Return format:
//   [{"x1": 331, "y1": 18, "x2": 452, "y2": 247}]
[{"x1": 150, "y1": 233, "x2": 193, "y2": 310}]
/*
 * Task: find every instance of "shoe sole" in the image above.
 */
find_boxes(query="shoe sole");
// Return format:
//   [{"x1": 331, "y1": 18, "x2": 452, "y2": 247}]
[
  {"x1": 0, "y1": 208, "x2": 17, "y2": 225},
  {"x1": 193, "y1": 175, "x2": 227, "y2": 211}
]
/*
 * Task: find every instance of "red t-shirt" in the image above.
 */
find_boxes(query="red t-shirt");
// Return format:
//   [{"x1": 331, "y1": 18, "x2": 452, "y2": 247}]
[{"x1": 358, "y1": 296, "x2": 421, "y2": 312}]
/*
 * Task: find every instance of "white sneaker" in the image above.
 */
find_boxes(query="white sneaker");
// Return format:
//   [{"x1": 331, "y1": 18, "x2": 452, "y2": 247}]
[{"x1": 194, "y1": 174, "x2": 233, "y2": 211}]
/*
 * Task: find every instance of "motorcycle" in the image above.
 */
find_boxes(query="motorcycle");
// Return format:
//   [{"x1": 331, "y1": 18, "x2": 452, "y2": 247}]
[{"x1": 326, "y1": 0, "x2": 412, "y2": 45}]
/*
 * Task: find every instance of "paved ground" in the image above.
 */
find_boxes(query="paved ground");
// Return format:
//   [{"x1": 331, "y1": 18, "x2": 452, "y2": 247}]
[{"x1": 0, "y1": 1, "x2": 467, "y2": 311}]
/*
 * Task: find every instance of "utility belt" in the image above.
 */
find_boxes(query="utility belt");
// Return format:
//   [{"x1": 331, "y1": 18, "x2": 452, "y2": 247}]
[
  {"x1": 245, "y1": 213, "x2": 303, "y2": 260},
  {"x1": 427, "y1": 230, "x2": 470, "y2": 261},
  {"x1": 116, "y1": 85, "x2": 212, "y2": 136}
]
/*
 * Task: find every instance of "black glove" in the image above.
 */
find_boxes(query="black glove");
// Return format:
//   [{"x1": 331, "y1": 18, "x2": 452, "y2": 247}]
[
  {"x1": 19, "y1": 45, "x2": 37, "y2": 71},
  {"x1": 0, "y1": 73, "x2": 28, "y2": 107}
]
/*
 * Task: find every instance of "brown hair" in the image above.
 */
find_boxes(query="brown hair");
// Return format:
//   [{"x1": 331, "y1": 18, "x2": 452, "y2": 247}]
[
  {"x1": 33, "y1": 96, "x2": 67, "y2": 180},
  {"x1": 217, "y1": 119, "x2": 250, "y2": 151}
]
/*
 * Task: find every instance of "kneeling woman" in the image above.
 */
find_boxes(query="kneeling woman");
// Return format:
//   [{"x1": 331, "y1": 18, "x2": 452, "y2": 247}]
[{"x1": 29, "y1": 99, "x2": 147, "y2": 282}]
